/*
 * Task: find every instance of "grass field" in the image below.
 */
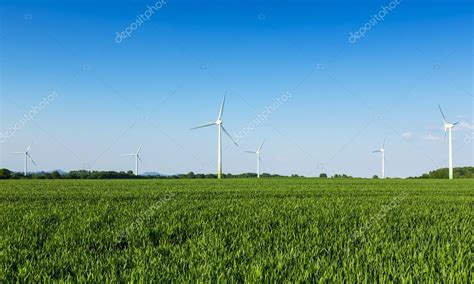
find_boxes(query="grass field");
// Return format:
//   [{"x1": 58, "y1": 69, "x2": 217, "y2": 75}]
[{"x1": 0, "y1": 179, "x2": 472, "y2": 282}]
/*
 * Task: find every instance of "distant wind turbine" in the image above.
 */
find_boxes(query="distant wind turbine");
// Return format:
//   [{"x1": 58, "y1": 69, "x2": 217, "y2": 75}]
[
  {"x1": 190, "y1": 95, "x2": 238, "y2": 179},
  {"x1": 13, "y1": 143, "x2": 36, "y2": 176},
  {"x1": 245, "y1": 140, "x2": 265, "y2": 178},
  {"x1": 121, "y1": 145, "x2": 143, "y2": 176},
  {"x1": 438, "y1": 105, "x2": 459, "y2": 180},
  {"x1": 372, "y1": 138, "x2": 386, "y2": 179}
]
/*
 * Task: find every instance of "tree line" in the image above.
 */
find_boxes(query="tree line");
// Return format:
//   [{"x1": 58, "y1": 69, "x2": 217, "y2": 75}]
[
  {"x1": 409, "y1": 167, "x2": 474, "y2": 179},
  {"x1": 0, "y1": 169, "x2": 291, "y2": 179},
  {"x1": 1, "y1": 167, "x2": 473, "y2": 179}
]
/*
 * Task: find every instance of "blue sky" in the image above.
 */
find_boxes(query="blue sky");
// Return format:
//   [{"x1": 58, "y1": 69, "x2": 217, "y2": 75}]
[{"x1": 0, "y1": 0, "x2": 472, "y2": 177}]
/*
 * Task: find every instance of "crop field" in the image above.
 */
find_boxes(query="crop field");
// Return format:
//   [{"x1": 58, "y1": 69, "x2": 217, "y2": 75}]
[{"x1": 0, "y1": 179, "x2": 472, "y2": 282}]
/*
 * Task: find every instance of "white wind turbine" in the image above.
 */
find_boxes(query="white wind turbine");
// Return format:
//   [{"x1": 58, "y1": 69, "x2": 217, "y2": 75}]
[
  {"x1": 245, "y1": 140, "x2": 265, "y2": 178},
  {"x1": 438, "y1": 105, "x2": 459, "y2": 180},
  {"x1": 372, "y1": 137, "x2": 386, "y2": 179},
  {"x1": 13, "y1": 143, "x2": 36, "y2": 176},
  {"x1": 121, "y1": 145, "x2": 143, "y2": 176},
  {"x1": 190, "y1": 95, "x2": 238, "y2": 179}
]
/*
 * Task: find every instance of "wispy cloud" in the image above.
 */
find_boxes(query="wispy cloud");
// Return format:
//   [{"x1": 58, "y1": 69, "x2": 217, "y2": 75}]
[
  {"x1": 401, "y1": 131, "x2": 413, "y2": 140},
  {"x1": 457, "y1": 121, "x2": 474, "y2": 131},
  {"x1": 423, "y1": 134, "x2": 441, "y2": 141}
]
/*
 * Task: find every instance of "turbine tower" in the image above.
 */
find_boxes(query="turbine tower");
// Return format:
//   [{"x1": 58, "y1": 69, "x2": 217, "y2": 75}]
[
  {"x1": 438, "y1": 105, "x2": 459, "y2": 180},
  {"x1": 372, "y1": 138, "x2": 386, "y2": 179},
  {"x1": 191, "y1": 95, "x2": 238, "y2": 179},
  {"x1": 245, "y1": 140, "x2": 265, "y2": 178},
  {"x1": 13, "y1": 143, "x2": 36, "y2": 176},
  {"x1": 121, "y1": 145, "x2": 143, "y2": 176}
]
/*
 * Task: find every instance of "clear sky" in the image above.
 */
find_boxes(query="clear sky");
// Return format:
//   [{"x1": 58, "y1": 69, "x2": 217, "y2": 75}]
[{"x1": 0, "y1": 0, "x2": 472, "y2": 177}]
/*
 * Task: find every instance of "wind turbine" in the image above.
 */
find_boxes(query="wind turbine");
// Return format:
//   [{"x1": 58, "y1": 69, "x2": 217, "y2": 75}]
[
  {"x1": 245, "y1": 140, "x2": 265, "y2": 178},
  {"x1": 13, "y1": 143, "x2": 36, "y2": 176},
  {"x1": 190, "y1": 95, "x2": 238, "y2": 179},
  {"x1": 121, "y1": 145, "x2": 143, "y2": 176},
  {"x1": 372, "y1": 138, "x2": 386, "y2": 179},
  {"x1": 438, "y1": 105, "x2": 459, "y2": 180}
]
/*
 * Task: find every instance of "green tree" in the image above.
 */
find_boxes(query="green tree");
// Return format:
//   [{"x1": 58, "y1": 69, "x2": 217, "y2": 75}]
[
  {"x1": 51, "y1": 171, "x2": 61, "y2": 179},
  {"x1": 0, "y1": 169, "x2": 12, "y2": 179}
]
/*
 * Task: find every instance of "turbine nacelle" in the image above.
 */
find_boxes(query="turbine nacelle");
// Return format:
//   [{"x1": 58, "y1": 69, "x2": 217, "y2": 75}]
[
  {"x1": 439, "y1": 105, "x2": 459, "y2": 130},
  {"x1": 444, "y1": 123, "x2": 457, "y2": 130},
  {"x1": 372, "y1": 138, "x2": 386, "y2": 179},
  {"x1": 245, "y1": 140, "x2": 265, "y2": 178},
  {"x1": 121, "y1": 145, "x2": 143, "y2": 176},
  {"x1": 13, "y1": 143, "x2": 36, "y2": 176},
  {"x1": 190, "y1": 94, "x2": 238, "y2": 179},
  {"x1": 438, "y1": 104, "x2": 456, "y2": 180}
]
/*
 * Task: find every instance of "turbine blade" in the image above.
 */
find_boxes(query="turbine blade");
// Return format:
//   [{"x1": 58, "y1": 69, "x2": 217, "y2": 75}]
[
  {"x1": 12, "y1": 152, "x2": 25, "y2": 154},
  {"x1": 244, "y1": 151, "x2": 256, "y2": 154},
  {"x1": 221, "y1": 125, "x2": 238, "y2": 147},
  {"x1": 137, "y1": 145, "x2": 142, "y2": 155},
  {"x1": 137, "y1": 155, "x2": 144, "y2": 165},
  {"x1": 190, "y1": 122, "x2": 216, "y2": 130},
  {"x1": 444, "y1": 128, "x2": 447, "y2": 141},
  {"x1": 26, "y1": 143, "x2": 32, "y2": 152},
  {"x1": 382, "y1": 137, "x2": 386, "y2": 149},
  {"x1": 27, "y1": 154, "x2": 37, "y2": 166},
  {"x1": 121, "y1": 154, "x2": 135, "y2": 156},
  {"x1": 372, "y1": 150, "x2": 381, "y2": 153},
  {"x1": 218, "y1": 94, "x2": 226, "y2": 120},
  {"x1": 453, "y1": 122, "x2": 460, "y2": 126},
  {"x1": 438, "y1": 104, "x2": 447, "y2": 123},
  {"x1": 258, "y1": 140, "x2": 265, "y2": 152}
]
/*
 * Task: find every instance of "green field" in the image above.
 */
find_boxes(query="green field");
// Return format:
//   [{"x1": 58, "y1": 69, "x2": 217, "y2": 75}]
[{"x1": 0, "y1": 179, "x2": 472, "y2": 282}]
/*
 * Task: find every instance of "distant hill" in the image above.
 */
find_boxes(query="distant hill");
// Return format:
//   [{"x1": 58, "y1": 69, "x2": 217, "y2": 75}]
[
  {"x1": 416, "y1": 167, "x2": 474, "y2": 179},
  {"x1": 141, "y1": 172, "x2": 162, "y2": 177}
]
